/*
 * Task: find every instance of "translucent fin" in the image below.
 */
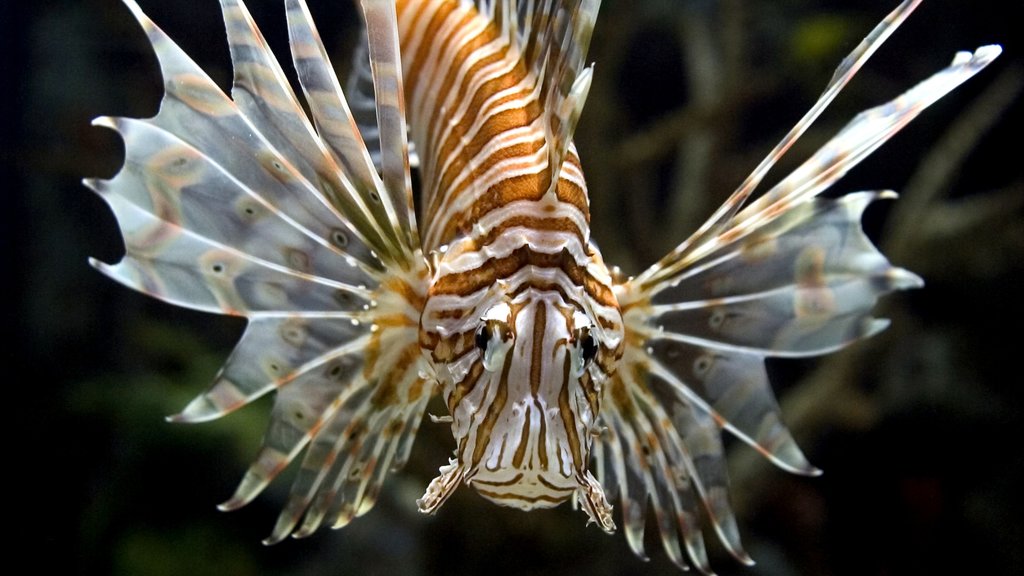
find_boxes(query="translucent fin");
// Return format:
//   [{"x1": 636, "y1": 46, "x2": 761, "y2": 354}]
[
  {"x1": 599, "y1": 1, "x2": 1000, "y2": 572},
  {"x1": 222, "y1": 0, "x2": 417, "y2": 259},
  {"x1": 274, "y1": 375, "x2": 431, "y2": 541},
  {"x1": 259, "y1": 300, "x2": 429, "y2": 541},
  {"x1": 345, "y1": 30, "x2": 420, "y2": 171},
  {"x1": 219, "y1": 354, "x2": 368, "y2": 511},
  {"x1": 90, "y1": 0, "x2": 433, "y2": 542},
  {"x1": 597, "y1": 362, "x2": 725, "y2": 573},
  {"x1": 169, "y1": 319, "x2": 368, "y2": 423},
  {"x1": 359, "y1": 0, "x2": 420, "y2": 253},
  {"x1": 218, "y1": 282, "x2": 431, "y2": 523},
  {"x1": 637, "y1": 1, "x2": 1001, "y2": 289},
  {"x1": 286, "y1": 0, "x2": 405, "y2": 201},
  {"x1": 516, "y1": 0, "x2": 602, "y2": 190},
  {"x1": 647, "y1": 192, "x2": 922, "y2": 358},
  {"x1": 110, "y1": 0, "x2": 396, "y2": 266},
  {"x1": 86, "y1": 117, "x2": 375, "y2": 315}
]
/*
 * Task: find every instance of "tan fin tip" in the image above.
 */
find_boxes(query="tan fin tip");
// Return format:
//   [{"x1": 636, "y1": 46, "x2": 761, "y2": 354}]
[
  {"x1": 91, "y1": 116, "x2": 118, "y2": 130},
  {"x1": 863, "y1": 318, "x2": 891, "y2": 339},
  {"x1": 889, "y1": 267, "x2": 925, "y2": 290},
  {"x1": 261, "y1": 533, "x2": 286, "y2": 546},
  {"x1": 217, "y1": 497, "x2": 245, "y2": 512},
  {"x1": 81, "y1": 177, "x2": 104, "y2": 193},
  {"x1": 166, "y1": 395, "x2": 223, "y2": 423},
  {"x1": 88, "y1": 257, "x2": 114, "y2": 274}
]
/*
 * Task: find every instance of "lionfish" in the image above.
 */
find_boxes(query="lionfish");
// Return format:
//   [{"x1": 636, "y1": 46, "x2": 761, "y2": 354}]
[{"x1": 87, "y1": 0, "x2": 999, "y2": 571}]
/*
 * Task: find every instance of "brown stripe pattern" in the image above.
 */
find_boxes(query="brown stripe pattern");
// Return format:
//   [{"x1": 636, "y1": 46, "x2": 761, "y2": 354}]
[
  {"x1": 90, "y1": 0, "x2": 1000, "y2": 572},
  {"x1": 398, "y1": 0, "x2": 623, "y2": 517}
]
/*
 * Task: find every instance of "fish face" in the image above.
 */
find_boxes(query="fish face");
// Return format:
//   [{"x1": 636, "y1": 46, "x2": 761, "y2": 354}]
[{"x1": 418, "y1": 263, "x2": 622, "y2": 529}]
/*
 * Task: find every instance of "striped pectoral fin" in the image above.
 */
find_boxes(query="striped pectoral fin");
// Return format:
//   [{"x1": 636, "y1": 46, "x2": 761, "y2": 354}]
[
  {"x1": 86, "y1": 114, "x2": 379, "y2": 309},
  {"x1": 261, "y1": 326, "x2": 432, "y2": 543},
  {"x1": 219, "y1": 0, "x2": 327, "y2": 185},
  {"x1": 285, "y1": 0, "x2": 386, "y2": 207},
  {"x1": 217, "y1": 344, "x2": 369, "y2": 512},
  {"x1": 645, "y1": 341, "x2": 815, "y2": 476},
  {"x1": 170, "y1": 317, "x2": 370, "y2": 423},
  {"x1": 644, "y1": 191, "x2": 922, "y2": 358},
  {"x1": 88, "y1": 206, "x2": 373, "y2": 316},
  {"x1": 115, "y1": 0, "x2": 415, "y2": 267},
  {"x1": 273, "y1": 379, "x2": 431, "y2": 541},
  {"x1": 594, "y1": 359, "x2": 743, "y2": 573},
  {"x1": 639, "y1": 4, "x2": 1000, "y2": 284},
  {"x1": 223, "y1": 0, "x2": 417, "y2": 261},
  {"x1": 97, "y1": 0, "x2": 435, "y2": 546},
  {"x1": 602, "y1": 187, "x2": 929, "y2": 571}
]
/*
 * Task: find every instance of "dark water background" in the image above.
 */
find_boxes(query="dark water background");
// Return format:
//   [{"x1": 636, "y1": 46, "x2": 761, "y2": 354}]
[{"x1": 5, "y1": 0, "x2": 1022, "y2": 574}]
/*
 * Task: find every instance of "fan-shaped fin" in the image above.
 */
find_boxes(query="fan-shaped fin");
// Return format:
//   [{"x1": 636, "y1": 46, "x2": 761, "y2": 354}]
[
  {"x1": 225, "y1": 0, "x2": 420, "y2": 260},
  {"x1": 645, "y1": 340, "x2": 814, "y2": 475},
  {"x1": 638, "y1": 2, "x2": 1001, "y2": 288},
  {"x1": 597, "y1": 361, "x2": 741, "y2": 573},
  {"x1": 263, "y1": 317, "x2": 430, "y2": 542},
  {"x1": 603, "y1": 2, "x2": 1001, "y2": 571},
  {"x1": 605, "y1": 190, "x2": 919, "y2": 572},
  {"x1": 86, "y1": 116, "x2": 377, "y2": 314},
  {"x1": 285, "y1": 0, "x2": 392, "y2": 204},
  {"x1": 88, "y1": 192, "x2": 371, "y2": 316},
  {"x1": 92, "y1": 0, "x2": 434, "y2": 543},
  {"x1": 171, "y1": 319, "x2": 369, "y2": 423},
  {"x1": 219, "y1": 361, "x2": 367, "y2": 511},
  {"x1": 644, "y1": 192, "x2": 922, "y2": 358}
]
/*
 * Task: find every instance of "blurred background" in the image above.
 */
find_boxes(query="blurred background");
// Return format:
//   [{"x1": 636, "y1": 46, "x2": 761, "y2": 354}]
[{"x1": 5, "y1": 0, "x2": 1021, "y2": 574}]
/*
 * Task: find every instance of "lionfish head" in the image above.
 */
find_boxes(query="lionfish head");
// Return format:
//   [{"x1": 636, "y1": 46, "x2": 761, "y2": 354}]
[{"x1": 418, "y1": 272, "x2": 622, "y2": 531}]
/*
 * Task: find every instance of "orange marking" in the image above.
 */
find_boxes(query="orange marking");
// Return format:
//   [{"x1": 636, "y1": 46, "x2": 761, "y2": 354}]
[
  {"x1": 430, "y1": 245, "x2": 617, "y2": 307},
  {"x1": 405, "y1": 0, "x2": 459, "y2": 94}
]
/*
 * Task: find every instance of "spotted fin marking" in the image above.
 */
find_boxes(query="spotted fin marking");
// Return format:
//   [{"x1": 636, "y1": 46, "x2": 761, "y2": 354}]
[
  {"x1": 87, "y1": 0, "x2": 433, "y2": 542},
  {"x1": 596, "y1": 1, "x2": 1000, "y2": 572},
  {"x1": 88, "y1": 0, "x2": 1002, "y2": 571}
]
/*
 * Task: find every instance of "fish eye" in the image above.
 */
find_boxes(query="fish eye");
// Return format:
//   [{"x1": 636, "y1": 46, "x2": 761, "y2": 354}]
[
  {"x1": 475, "y1": 318, "x2": 513, "y2": 372},
  {"x1": 475, "y1": 325, "x2": 490, "y2": 352},
  {"x1": 573, "y1": 325, "x2": 598, "y2": 375},
  {"x1": 580, "y1": 331, "x2": 598, "y2": 364}
]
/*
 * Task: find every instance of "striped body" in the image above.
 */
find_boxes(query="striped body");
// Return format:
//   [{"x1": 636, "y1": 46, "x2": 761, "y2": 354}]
[
  {"x1": 89, "y1": 0, "x2": 999, "y2": 572},
  {"x1": 394, "y1": 0, "x2": 623, "y2": 513}
]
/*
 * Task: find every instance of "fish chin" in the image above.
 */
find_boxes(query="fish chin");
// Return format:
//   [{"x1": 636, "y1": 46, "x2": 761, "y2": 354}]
[
  {"x1": 468, "y1": 463, "x2": 615, "y2": 533},
  {"x1": 418, "y1": 452, "x2": 615, "y2": 534}
]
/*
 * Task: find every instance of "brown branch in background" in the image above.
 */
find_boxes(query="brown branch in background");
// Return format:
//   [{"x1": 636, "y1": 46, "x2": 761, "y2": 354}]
[
  {"x1": 664, "y1": 3, "x2": 724, "y2": 243},
  {"x1": 614, "y1": 105, "x2": 704, "y2": 166}
]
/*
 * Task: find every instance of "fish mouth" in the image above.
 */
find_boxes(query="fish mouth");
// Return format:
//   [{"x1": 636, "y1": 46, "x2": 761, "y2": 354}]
[{"x1": 416, "y1": 458, "x2": 615, "y2": 533}]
